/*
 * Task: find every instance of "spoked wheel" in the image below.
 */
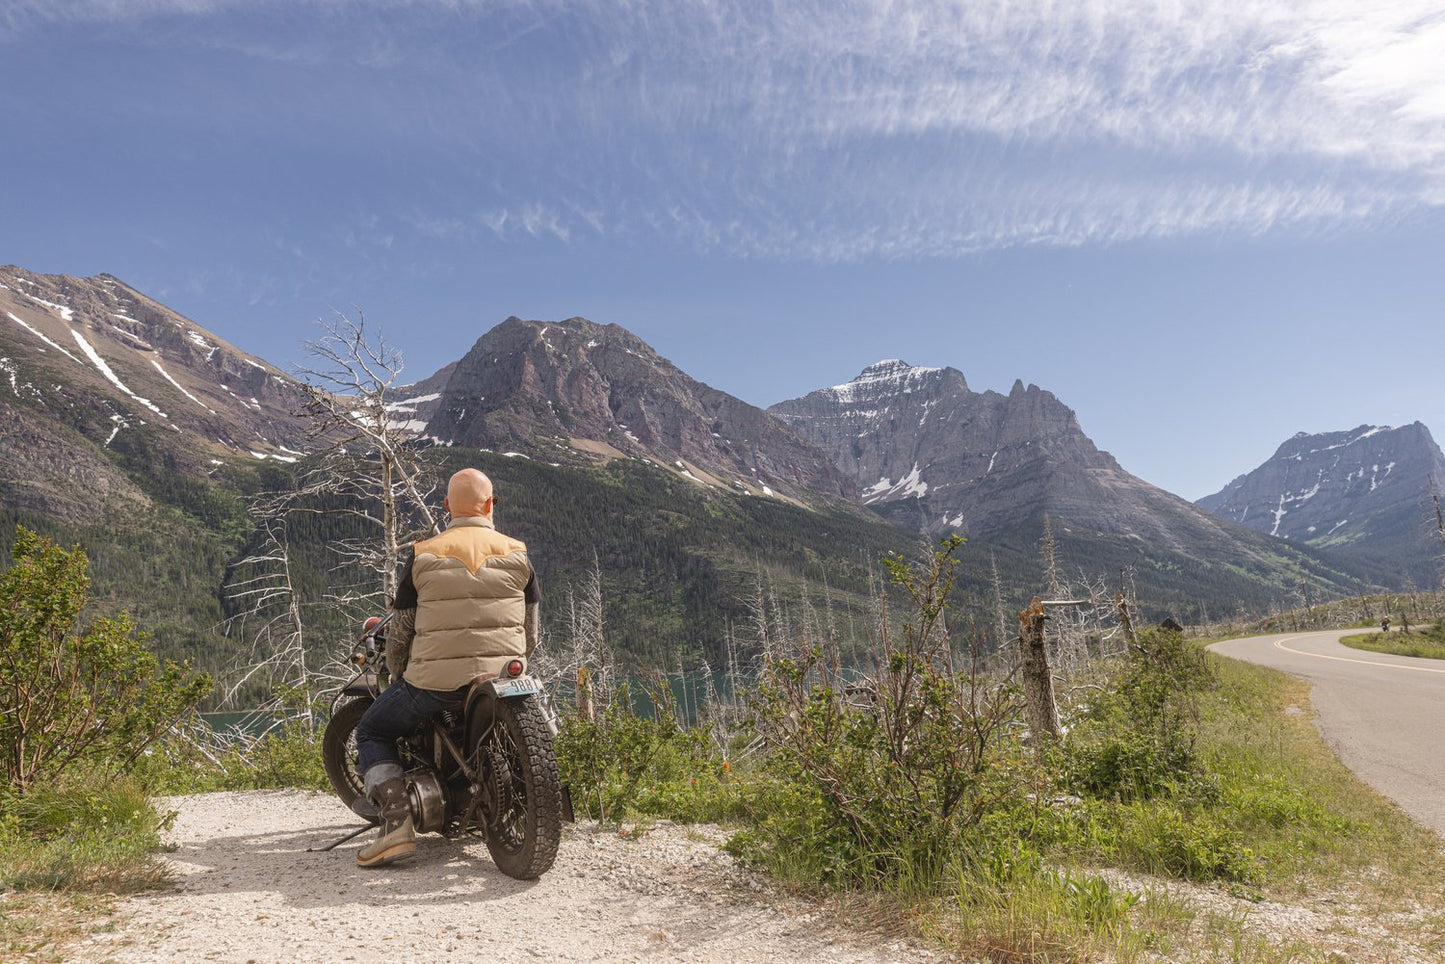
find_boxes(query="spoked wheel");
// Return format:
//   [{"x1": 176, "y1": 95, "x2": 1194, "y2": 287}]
[
  {"x1": 474, "y1": 696, "x2": 563, "y2": 879},
  {"x1": 322, "y1": 698, "x2": 378, "y2": 821}
]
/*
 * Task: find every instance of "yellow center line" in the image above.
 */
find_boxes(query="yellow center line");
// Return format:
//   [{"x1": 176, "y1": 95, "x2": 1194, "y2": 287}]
[{"x1": 1272, "y1": 632, "x2": 1445, "y2": 675}]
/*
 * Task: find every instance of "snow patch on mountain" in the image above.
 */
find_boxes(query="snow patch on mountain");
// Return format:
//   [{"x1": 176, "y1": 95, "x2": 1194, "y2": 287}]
[
  {"x1": 828, "y1": 360, "x2": 942, "y2": 405},
  {"x1": 105, "y1": 414, "x2": 129, "y2": 447},
  {"x1": 386, "y1": 393, "x2": 441, "y2": 413},
  {"x1": 22, "y1": 293, "x2": 74, "y2": 321},
  {"x1": 72, "y1": 330, "x2": 166, "y2": 418},
  {"x1": 187, "y1": 330, "x2": 220, "y2": 361},
  {"x1": 862, "y1": 462, "x2": 928, "y2": 504},
  {"x1": 1270, "y1": 494, "x2": 1288, "y2": 537},
  {"x1": 6, "y1": 311, "x2": 85, "y2": 366},
  {"x1": 151, "y1": 358, "x2": 218, "y2": 415},
  {"x1": 1286, "y1": 425, "x2": 1392, "y2": 459}
]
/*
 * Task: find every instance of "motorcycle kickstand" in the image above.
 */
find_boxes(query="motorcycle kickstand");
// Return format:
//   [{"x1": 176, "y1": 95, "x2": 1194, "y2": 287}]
[{"x1": 307, "y1": 823, "x2": 376, "y2": 853}]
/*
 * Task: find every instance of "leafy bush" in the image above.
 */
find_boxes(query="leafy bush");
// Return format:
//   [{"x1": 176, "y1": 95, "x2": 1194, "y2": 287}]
[
  {"x1": 556, "y1": 686, "x2": 736, "y2": 824},
  {"x1": 0, "y1": 528, "x2": 211, "y2": 795},
  {"x1": 133, "y1": 714, "x2": 332, "y2": 794},
  {"x1": 1064, "y1": 628, "x2": 1214, "y2": 802},
  {"x1": 1101, "y1": 802, "x2": 1258, "y2": 883},
  {"x1": 741, "y1": 538, "x2": 1037, "y2": 891},
  {"x1": 214, "y1": 721, "x2": 330, "y2": 791}
]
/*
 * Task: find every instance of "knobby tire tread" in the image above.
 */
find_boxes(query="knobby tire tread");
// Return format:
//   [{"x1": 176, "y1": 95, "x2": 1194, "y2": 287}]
[
  {"x1": 484, "y1": 697, "x2": 564, "y2": 880},
  {"x1": 321, "y1": 698, "x2": 374, "y2": 821}
]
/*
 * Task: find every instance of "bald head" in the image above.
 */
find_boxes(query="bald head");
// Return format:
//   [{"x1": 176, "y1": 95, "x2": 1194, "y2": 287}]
[{"x1": 444, "y1": 468, "x2": 494, "y2": 518}]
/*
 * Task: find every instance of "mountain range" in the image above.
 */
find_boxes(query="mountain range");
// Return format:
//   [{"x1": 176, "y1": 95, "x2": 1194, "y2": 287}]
[
  {"x1": 1, "y1": 266, "x2": 309, "y2": 523},
  {"x1": 394, "y1": 316, "x2": 851, "y2": 501},
  {"x1": 1197, "y1": 424, "x2": 1445, "y2": 587},
  {"x1": 380, "y1": 317, "x2": 1384, "y2": 612},
  {"x1": 3, "y1": 265, "x2": 1442, "y2": 683}
]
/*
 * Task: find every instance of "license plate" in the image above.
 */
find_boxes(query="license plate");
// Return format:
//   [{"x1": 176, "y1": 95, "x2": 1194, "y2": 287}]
[{"x1": 492, "y1": 677, "x2": 541, "y2": 698}]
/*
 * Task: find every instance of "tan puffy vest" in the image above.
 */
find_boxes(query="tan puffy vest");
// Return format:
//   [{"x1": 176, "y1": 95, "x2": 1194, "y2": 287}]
[{"x1": 402, "y1": 516, "x2": 531, "y2": 691}]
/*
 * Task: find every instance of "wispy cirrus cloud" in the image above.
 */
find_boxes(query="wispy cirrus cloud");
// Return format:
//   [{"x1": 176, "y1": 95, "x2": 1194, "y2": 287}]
[
  {"x1": 479, "y1": 204, "x2": 575, "y2": 244},
  {"x1": 7, "y1": 0, "x2": 1445, "y2": 258}
]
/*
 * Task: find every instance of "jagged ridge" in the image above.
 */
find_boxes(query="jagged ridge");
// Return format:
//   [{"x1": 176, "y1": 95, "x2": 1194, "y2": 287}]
[
  {"x1": 1197, "y1": 423, "x2": 1445, "y2": 585},
  {"x1": 398, "y1": 316, "x2": 854, "y2": 501}
]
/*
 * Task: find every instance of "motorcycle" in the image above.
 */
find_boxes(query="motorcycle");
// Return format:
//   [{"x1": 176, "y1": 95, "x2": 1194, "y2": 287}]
[{"x1": 321, "y1": 614, "x2": 570, "y2": 880}]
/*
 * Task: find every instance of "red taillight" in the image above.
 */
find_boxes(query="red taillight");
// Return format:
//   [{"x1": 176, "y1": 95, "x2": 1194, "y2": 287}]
[{"x1": 505, "y1": 659, "x2": 524, "y2": 678}]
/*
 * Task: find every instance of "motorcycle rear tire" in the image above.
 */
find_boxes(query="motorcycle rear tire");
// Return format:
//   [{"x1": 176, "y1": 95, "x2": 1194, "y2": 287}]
[
  {"x1": 322, "y1": 697, "x2": 376, "y2": 822},
  {"x1": 478, "y1": 696, "x2": 564, "y2": 880}
]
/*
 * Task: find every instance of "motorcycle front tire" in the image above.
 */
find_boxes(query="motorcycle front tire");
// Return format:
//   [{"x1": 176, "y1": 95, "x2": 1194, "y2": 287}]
[{"x1": 322, "y1": 697, "x2": 376, "y2": 822}]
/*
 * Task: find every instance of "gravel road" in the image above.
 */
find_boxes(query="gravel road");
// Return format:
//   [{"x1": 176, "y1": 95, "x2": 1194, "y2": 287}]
[{"x1": 69, "y1": 790, "x2": 938, "y2": 964}]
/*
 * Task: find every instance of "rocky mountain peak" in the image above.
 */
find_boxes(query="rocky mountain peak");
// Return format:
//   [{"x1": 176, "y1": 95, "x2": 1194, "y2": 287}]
[
  {"x1": 821, "y1": 359, "x2": 958, "y2": 406},
  {"x1": 1272, "y1": 425, "x2": 1392, "y2": 462},
  {"x1": 1197, "y1": 422, "x2": 1445, "y2": 585},
  {"x1": 0, "y1": 266, "x2": 312, "y2": 521},
  {"x1": 400, "y1": 316, "x2": 854, "y2": 500},
  {"x1": 771, "y1": 363, "x2": 1154, "y2": 538},
  {"x1": 1, "y1": 267, "x2": 308, "y2": 454}
]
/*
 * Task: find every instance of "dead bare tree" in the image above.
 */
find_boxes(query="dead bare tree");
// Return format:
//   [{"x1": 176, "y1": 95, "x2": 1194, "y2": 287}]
[
  {"x1": 1116, "y1": 567, "x2": 1139, "y2": 653},
  {"x1": 222, "y1": 312, "x2": 441, "y2": 711},
  {"x1": 1018, "y1": 597, "x2": 1061, "y2": 746},
  {"x1": 533, "y1": 551, "x2": 612, "y2": 719},
  {"x1": 989, "y1": 552, "x2": 1010, "y2": 662},
  {"x1": 1041, "y1": 513, "x2": 1061, "y2": 600},
  {"x1": 221, "y1": 520, "x2": 324, "y2": 722},
  {"x1": 746, "y1": 572, "x2": 775, "y2": 665},
  {"x1": 293, "y1": 311, "x2": 440, "y2": 599}
]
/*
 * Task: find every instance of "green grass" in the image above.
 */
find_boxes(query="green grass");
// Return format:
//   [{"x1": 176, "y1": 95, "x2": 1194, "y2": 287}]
[
  {"x1": 0, "y1": 779, "x2": 172, "y2": 894},
  {"x1": 1061, "y1": 651, "x2": 1445, "y2": 891},
  {"x1": 1339, "y1": 626, "x2": 1445, "y2": 661},
  {"x1": 910, "y1": 652, "x2": 1445, "y2": 961},
  {"x1": 0, "y1": 892, "x2": 115, "y2": 964},
  {"x1": 0, "y1": 778, "x2": 174, "y2": 962},
  {"x1": 1196, "y1": 655, "x2": 1440, "y2": 889}
]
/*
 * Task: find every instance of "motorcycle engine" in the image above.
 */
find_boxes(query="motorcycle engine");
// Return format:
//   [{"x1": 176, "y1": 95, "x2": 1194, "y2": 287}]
[{"x1": 405, "y1": 768, "x2": 448, "y2": 834}]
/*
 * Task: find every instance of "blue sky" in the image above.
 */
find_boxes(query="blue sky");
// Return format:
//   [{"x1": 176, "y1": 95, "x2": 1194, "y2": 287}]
[{"x1": 4, "y1": 0, "x2": 1443, "y2": 500}]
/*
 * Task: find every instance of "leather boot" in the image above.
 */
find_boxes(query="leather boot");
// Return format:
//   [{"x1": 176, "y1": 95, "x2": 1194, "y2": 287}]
[{"x1": 356, "y1": 777, "x2": 416, "y2": 868}]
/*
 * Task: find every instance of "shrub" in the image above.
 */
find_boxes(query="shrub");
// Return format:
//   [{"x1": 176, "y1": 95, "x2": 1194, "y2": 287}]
[
  {"x1": 556, "y1": 685, "x2": 735, "y2": 824},
  {"x1": 1064, "y1": 627, "x2": 1214, "y2": 802},
  {"x1": 1112, "y1": 802, "x2": 1258, "y2": 883},
  {"x1": 0, "y1": 528, "x2": 211, "y2": 795},
  {"x1": 742, "y1": 538, "x2": 1037, "y2": 891}
]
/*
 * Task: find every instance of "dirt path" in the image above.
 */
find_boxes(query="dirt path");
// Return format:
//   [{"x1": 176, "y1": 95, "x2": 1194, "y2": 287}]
[{"x1": 69, "y1": 790, "x2": 939, "y2": 964}]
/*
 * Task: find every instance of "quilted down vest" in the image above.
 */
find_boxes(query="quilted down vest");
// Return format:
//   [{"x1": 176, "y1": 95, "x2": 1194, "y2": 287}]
[{"x1": 402, "y1": 516, "x2": 532, "y2": 691}]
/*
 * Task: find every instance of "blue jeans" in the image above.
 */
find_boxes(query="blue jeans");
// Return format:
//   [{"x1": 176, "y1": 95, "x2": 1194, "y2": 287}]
[{"x1": 355, "y1": 677, "x2": 467, "y2": 780}]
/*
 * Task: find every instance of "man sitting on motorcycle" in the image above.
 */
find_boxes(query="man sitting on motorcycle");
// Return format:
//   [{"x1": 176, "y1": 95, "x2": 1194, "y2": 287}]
[{"x1": 352, "y1": 467, "x2": 539, "y2": 868}]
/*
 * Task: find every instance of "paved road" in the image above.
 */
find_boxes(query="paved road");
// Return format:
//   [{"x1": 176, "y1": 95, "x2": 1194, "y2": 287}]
[{"x1": 1210, "y1": 630, "x2": 1445, "y2": 837}]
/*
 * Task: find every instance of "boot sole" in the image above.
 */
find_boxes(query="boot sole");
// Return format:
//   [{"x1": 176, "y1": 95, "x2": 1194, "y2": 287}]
[{"x1": 355, "y1": 843, "x2": 417, "y2": 868}]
